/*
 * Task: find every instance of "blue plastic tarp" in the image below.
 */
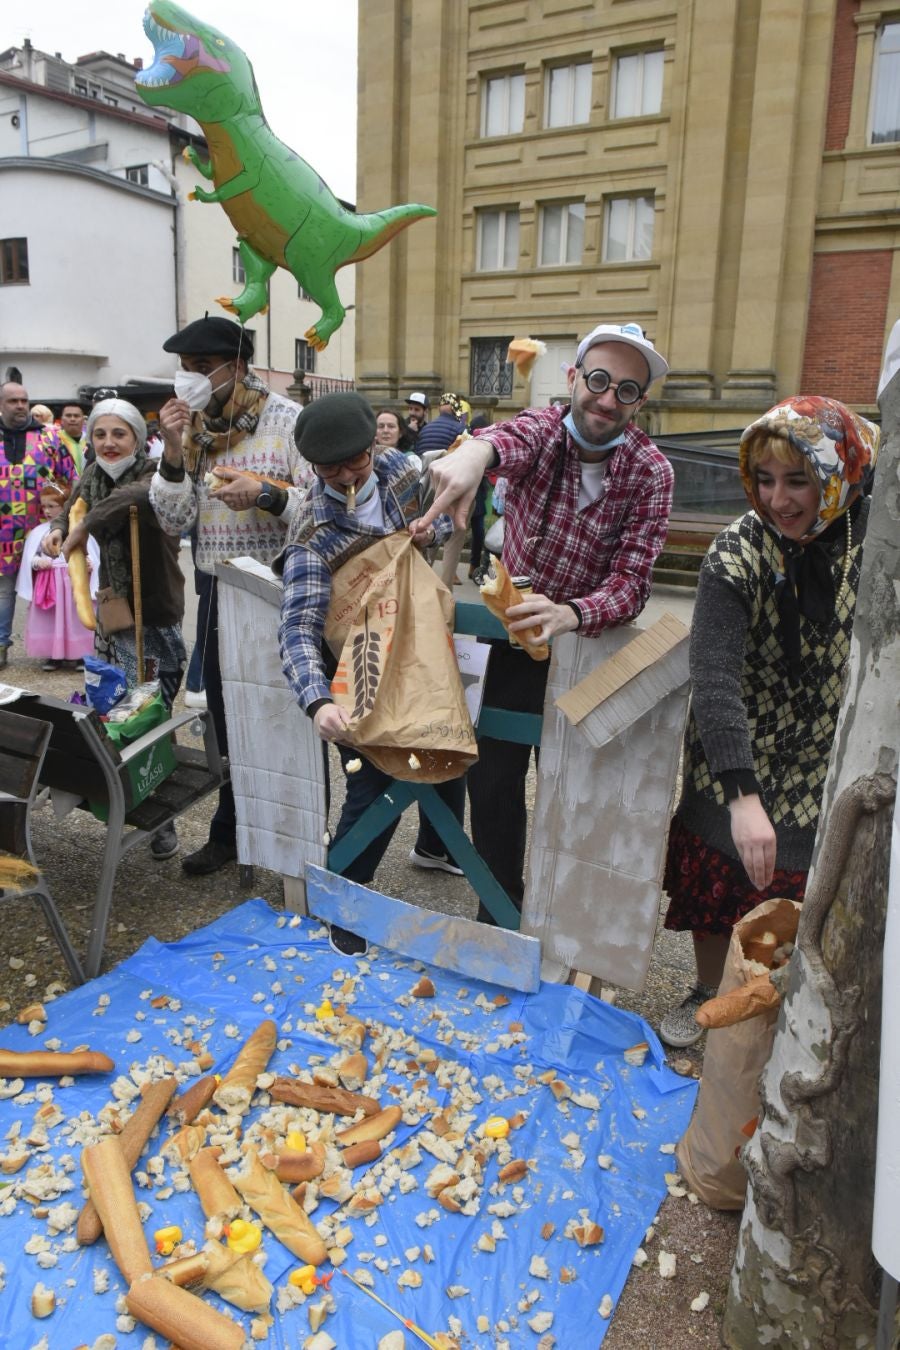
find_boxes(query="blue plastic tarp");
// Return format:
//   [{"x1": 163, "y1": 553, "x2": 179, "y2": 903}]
[{"x1": 0, "y1": 899, "x2": 697, "y2": 1348}]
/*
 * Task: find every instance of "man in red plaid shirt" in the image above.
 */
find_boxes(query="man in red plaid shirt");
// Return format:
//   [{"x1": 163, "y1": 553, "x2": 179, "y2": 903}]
[{"x1": 414, "y1": 322, "x2": 673, "y2": 917}]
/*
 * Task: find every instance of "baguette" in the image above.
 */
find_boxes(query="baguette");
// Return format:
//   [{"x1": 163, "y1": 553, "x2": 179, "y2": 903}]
[
  {"x1": 188, "y1": 1146, "x2": 242, "y2": 1223},
  {"x1": 269, "y1": 1076, "x2": 380, "y2": 1118},
  {"x1": 126, "y1": 1273, "x2": 245, "y2": 1350},
  {"x1": 0, "y1": 1048, "x2": 114, "y2": 1078},
  {"x1": 163, "y1": 1242, "x2": 272, "y2": 1314},
  {"x1": 480, "y1": 559, "x2": 550, "y2": 661},
  {"x1": 260, "y1": 1140, "x2": 326, "y2": 1185},
  {"x1": 77, "y1": 1077, "x2": 177, "y2": 1245},
  {"x1": 231, "y1": 1146, "x2": 328, "y2": 1265},
  {"x1": 168, "y1": 1074, "x2": 217, "y2": 1126},
  {"x1": 81, "y1": 1136, "x2": 152, "y2": 1283},
  {"x1": 506, "y1": 337, "x2": 547, "y2": 379},
  {"x1": 336, "y1": 1104, "x2": 402, "y2": 1147},
  {"x1": 695, "y1": 973, "x2": 780, "y2": 1029},
  {"x1": 213, "y1": 1019, "x2": 277, "y2": 1115},
  {"x1": 66, "y1": 496, "x2": 97, "y2": 632}
]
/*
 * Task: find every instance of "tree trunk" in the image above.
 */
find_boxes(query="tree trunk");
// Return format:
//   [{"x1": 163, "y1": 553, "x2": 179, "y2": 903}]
[{"x1": 724, "y1": 376, "x2": 900, "y2": 1348}]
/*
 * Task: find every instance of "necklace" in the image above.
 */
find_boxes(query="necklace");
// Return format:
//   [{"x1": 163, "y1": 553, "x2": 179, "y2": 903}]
[{"x1": 835, "y1": 510, "x2": 853, "y2": 610}]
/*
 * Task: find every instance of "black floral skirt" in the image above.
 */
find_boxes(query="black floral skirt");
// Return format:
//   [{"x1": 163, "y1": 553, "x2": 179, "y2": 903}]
[{"x1": 663, "y1": 816, "x2": 807, "y2": 939}]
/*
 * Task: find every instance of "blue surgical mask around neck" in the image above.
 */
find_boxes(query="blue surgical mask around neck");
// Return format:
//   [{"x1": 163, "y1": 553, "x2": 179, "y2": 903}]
[{"x1": 563, "y1": 411, "x2": 626, "y2": 455}]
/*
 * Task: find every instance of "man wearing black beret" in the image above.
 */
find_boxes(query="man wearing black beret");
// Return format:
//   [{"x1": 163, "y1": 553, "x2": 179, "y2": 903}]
[
  {"x1": 150, "y1": 315, "x2": 313, "y2": 874},
  {"x1": 275, "y1": 392, "x2": 465, "y2": 956}
]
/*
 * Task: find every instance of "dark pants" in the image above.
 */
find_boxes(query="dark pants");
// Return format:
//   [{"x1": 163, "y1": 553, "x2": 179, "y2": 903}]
[
  {"x1": 186, "y1": 532, "x2": 211, "y2": 694},
  {"x1": 332, "y1": 745, "x2": 467, "y2": 885},
  {"x1": 467, "y1": 641, "x2": 548, "y2": 921},
  {"x1": 201, "y1": 579, "x2": 236, "y2": 846}
]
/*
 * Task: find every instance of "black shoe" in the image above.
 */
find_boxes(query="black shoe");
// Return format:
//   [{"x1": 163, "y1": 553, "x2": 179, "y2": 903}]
[
  {"x1": 181, "y1": 839, "x2": 237, "y2": 876},
  {"x1": 41, "y1": 659, "x2": 61, "y2": 672},
  {"x1": 150, "y1": 821, "x2": 179, "y2": 860},
  {"x1": 328, "y1": 923, "x2": 369, "y2": 957}
]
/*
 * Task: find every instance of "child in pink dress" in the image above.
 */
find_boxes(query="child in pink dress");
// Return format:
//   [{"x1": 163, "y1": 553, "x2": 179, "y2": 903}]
[{"x1": 16, "y1": 483, "x2": 99, "y2": 670}]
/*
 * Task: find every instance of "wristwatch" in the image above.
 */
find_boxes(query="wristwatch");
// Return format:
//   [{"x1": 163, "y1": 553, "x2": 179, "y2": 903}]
[{"x1": 255, "y1": 485, "x2": 277, "y2": 511}]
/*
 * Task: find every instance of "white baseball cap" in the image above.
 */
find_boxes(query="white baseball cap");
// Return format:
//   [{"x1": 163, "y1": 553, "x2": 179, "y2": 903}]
[
  {"x1": 406, "y1": 391, "x2": 428, "y2": 407},
  {"x1": 575, "y1": 322, "x2": 668, "y2": 385}
]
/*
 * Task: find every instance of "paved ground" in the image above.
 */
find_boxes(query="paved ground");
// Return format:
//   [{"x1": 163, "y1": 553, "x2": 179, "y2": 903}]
[{"x1": 0, "y1": 556, "x2": 739, "y2": 1346}]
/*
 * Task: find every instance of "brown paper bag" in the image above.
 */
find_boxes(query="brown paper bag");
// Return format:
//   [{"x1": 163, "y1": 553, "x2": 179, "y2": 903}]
[
  {"x1": 324, "y1": 533, "x2": 478, "y2": 783},
  {"x1": 675, "y1": 897, "x2": 801, "y2": 1209}
]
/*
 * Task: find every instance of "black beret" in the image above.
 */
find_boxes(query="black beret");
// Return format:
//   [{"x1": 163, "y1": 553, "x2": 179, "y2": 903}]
[
  {"x1": 162, "y1": 316, "x2": 254, "y2": 360},
  {"x1": 294, "y1": 392, "x2": 377, "y2": 465}
]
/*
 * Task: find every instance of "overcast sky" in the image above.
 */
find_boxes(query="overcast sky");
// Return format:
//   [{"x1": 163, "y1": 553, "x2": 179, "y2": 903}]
[{"x1": 9, "y1": 0, "x2": 359, "y2": 200}]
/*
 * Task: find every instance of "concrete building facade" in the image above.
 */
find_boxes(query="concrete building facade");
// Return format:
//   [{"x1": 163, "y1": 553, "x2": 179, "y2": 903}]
[
  {"x1": 356, "y1": 0, "x2": 900, "y2": 432},
  {"x1": 0, "y1": 39, "x2": 355, "y2": 405}
]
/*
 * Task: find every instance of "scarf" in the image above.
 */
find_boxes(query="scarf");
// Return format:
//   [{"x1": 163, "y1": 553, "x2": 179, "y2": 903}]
[
  {"x1": 182, "y1": 371, "x2": 270, "y2": 474},
  {"x1": 77, "y1": 451, "x2": 150, "y2": 598},
  {"x1": 739, "y1": 396, "x2": 879, "y2": 682}
]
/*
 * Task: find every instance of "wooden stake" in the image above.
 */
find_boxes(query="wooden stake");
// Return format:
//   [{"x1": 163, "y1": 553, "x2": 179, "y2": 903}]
[{"x1": 129, "y1": 504, "x2": 144, "y2": 682}]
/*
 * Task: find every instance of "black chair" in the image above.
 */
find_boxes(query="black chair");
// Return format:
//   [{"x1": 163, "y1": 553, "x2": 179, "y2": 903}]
[{"x1": 0, "y1": 707, "x2": 85, "y2": 985}]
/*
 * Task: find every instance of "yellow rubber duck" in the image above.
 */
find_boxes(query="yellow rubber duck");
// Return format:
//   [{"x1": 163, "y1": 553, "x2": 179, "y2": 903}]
[{"x1": 226, "y1": 1219, "x2": 262, "y2": 1253}]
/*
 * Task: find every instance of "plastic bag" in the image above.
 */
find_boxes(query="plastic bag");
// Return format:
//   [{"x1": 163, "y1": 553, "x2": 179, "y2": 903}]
[
  {"x1": 102, "y1": 691, "x2": 169, "y2": 747},
  {"x1": 83, "y1": 655, "x2": 128, "y2": 715}
]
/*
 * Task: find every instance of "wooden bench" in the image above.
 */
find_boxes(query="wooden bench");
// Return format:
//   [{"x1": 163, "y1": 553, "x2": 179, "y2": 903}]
[
  {"x1": 3, "y1": 690, "x2": 226, "y2": 980},
  {"x1": 654, "y1": 511, "x2": 734, "y2": 587}
]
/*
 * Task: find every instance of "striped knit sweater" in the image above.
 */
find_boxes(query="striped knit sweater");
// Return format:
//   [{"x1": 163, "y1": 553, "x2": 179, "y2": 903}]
[{"x1": 149, "y1": 391, "x2": 314, "y2": 574}]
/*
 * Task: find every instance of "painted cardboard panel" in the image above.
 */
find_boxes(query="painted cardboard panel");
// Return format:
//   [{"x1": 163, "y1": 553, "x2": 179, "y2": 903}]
[
  {"x1": 217, "y1": 559, "x2": 327, "y2": 879},
  {"x1": 521, "y1": 625, "x2": 689, "y2": 992}
]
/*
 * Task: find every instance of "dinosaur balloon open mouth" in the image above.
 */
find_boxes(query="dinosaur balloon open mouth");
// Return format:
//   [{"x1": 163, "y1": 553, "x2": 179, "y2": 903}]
[{"x1": 138, "y1": 9, "x2": 229, "y2": 87}]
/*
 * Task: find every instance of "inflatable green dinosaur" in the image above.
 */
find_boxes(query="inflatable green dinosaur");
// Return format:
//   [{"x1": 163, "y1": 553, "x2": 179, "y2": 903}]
[{"x1": 136, "y1": 1, "x2": 436, "y2": 348}]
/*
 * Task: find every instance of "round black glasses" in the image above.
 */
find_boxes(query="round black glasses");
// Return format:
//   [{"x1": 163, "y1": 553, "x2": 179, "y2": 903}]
[{"x1": 579, "y1": 367, "x2": 645, "y2": 405}]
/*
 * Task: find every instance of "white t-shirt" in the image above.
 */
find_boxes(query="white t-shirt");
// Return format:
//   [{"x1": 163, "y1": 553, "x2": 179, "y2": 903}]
[
  {"x1": 355, "y1": 487, "x2": 386, "y2": 531},
  {"x1": 577, "y1": 457, "x2": 610, "y2": 512}
]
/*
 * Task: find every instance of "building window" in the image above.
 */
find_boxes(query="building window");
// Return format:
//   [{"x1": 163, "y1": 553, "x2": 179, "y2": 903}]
[
  {"x1": 603, "y1": 195, "x2": 655, "y2": 262},
  {"x1": 0, "y1": 238, "x2": 29, "y2": 285},
  {"x1": 871, "y1": 23, "x2": 900, "y2": 144},
  {"x1": 295, "y1": 338, "x2": 317, "y2": 373},
  {"x1": 470, "y1": 338, "x2": 514, "y2": 398},
  {"x1": 105, "y1": 95, "x2": 119, "y2": 107},
  {"x1": 611, "y1": 50, "x2": 664, "y2": 119},
  {"x1": 232, "y1": 247, "x2": 245, "y2": 284},
  {"x1": 298, "y1": 283, "x2": 313, "y2": 301},
  {"x1": 126, "y1": 164, "x2": 149, "y2": 186},
  {"x1": 545, "y1": 61, "x2": 592, "y2": 127},
  {"x1": 476, "y1": 208, "x2": 520, "y2": 271},
  {"x1": 538, "y1": 201, "x2": 585, "y2": 266},
  {"x1": 481, "y1": 72, "x2": 525, "y2": 137},
  {"x1": 74, "y1": 81, "x2": 87, "y2": 95}
]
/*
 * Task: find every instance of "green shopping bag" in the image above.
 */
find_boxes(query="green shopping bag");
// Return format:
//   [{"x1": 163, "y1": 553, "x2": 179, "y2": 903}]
[{"x1": 89, "y1": 693, "x2": 177, "y2": 820}]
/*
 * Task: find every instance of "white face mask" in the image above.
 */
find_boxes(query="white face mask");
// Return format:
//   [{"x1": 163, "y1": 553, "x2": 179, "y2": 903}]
[
  {"x1": 173, "y1": 361, "x2": 231, "y2": 412},
  {"x1": 96, "y1": 453, "x2": 137, "y2": 481}
]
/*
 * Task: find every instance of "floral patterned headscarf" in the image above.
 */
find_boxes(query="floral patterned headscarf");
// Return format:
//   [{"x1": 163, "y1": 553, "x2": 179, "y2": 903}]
[{"x1": 739, "y1": 395, "x2": 879, "y2": 540}]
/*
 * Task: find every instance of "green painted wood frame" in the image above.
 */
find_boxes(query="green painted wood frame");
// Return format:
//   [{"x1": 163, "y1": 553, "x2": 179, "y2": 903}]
[{"x1": 326, "y1": 602, "x2": 543, "y2": 927}]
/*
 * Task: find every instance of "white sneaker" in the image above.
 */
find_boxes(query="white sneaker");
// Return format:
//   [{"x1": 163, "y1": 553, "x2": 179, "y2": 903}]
[
  {"x1": 409, "y1": 847, "x2": 464, "y2": 876},
  {"x1": 184, "y1": 689, "x2": 207, "y2": 709}
]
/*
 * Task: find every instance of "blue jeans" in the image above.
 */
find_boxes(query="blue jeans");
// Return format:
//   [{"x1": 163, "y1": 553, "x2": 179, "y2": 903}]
[
  {"x1": 332, "y1": 745, "x2": 467, "y2": 885},
  {"x1": 0, "y1": 572, "x2": 16, "y2": 650}
]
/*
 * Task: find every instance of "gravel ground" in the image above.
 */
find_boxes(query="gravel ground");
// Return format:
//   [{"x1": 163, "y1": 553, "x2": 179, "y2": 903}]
[{"x1": 0, "y1": 574, "x2": 739, "y2": 1347}]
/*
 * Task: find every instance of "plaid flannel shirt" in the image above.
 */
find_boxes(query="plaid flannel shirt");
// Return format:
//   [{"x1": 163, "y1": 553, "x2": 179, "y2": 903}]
[
  {"x1": 477, "y1": 404, "x2": 673, "y2": 634},
  {"x1": 278, "y1": 450, "x2": 451, "y2": 712}
]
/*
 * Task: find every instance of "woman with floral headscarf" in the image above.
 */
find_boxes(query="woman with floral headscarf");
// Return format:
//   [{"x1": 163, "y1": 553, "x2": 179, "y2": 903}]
[{"x1": 658, "y1": 396, "x2": 879, "y2": 1048}]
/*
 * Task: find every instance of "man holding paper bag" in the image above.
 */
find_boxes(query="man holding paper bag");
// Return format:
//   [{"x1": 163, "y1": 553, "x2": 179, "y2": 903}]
[
  {"x1": 276, "y1": 393, "x2": 473, "y2": 956},
  {"x1": 412, "y1": 322, "x2": 674, "y2": 915}
]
